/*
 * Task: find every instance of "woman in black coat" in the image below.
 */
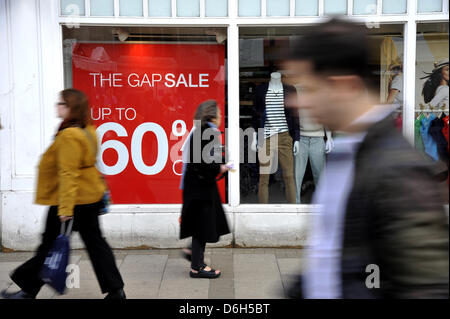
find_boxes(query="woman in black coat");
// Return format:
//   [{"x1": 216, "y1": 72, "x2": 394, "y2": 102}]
[{"x1": 179, "y1": 100, "x2": 231, "y2": 278}]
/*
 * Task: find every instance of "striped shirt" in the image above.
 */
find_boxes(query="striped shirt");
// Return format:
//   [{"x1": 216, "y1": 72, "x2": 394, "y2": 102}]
[{"x1": 264, "y1": 88, "x2": 289, "y2": 139}]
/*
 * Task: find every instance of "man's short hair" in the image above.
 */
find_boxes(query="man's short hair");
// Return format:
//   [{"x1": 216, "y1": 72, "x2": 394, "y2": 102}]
[{"x1": 290, "y1": 18, "x2": 378, "y2": 90}]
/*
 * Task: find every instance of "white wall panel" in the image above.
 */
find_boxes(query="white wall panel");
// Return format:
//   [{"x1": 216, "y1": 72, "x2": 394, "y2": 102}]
[
  {"x1": 0, "y1": 0, "x2": 13, "y2": 192},
  {"x1": 1, "y1": 191, "x2": 321, "y2": 250},
  {"x1": 9, "y1": 0, "x2": 42, "y2": 177}
]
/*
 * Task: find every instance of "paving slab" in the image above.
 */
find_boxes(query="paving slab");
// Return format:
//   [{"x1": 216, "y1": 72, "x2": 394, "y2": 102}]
[
  {"x1": 0, "y1": 249, "x2": 304, "y2": 299},
  {"x1": 276, "y1": 258, "x2": 303, "y2": 275},
  {"x1": 208, "y1": 252, "x2": 234, "y2": 299},
  {"x1": 158, "y1": 258, "x2": 209, "y2": 299},
  {"x1": 120, "y1": 254, "x2": 167, "y2": 275},
  {"x1": 233, "y1": 254, "x2": 284, "y2": 299},
  {"x1": 119, "y1": 254, "x2": 167, "y2": 298},
  {"x1": 0, "y1": 262, "x2": 21, "y2": 292},
  {"x1": 54, "y1": 279, "x2": 104, "y2": 299}
]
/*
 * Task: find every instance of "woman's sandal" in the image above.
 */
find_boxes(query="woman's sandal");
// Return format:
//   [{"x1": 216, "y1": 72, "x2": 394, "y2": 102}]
[{"x1": 190, "y1": 266, "x2": 221, "y2": 279}]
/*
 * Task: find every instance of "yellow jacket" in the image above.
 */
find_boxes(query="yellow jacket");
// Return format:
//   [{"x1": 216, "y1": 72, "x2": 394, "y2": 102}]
[{"x1": 35, "y1": 125, "x2": 106, "y2": 216}]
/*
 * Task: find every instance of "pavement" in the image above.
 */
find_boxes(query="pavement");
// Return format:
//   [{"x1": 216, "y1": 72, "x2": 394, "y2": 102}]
[{"x1": 0, "y1": 248, "x2": 304, "y2": 299}]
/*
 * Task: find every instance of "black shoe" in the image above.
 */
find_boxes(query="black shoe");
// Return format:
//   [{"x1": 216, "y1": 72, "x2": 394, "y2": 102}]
[
  {"x1": 190, "y1": 267, "x2": 221, "y2": 279},
  {"x1": 0, "y1": 289, "x2": 35, "y2": 299},
  {"x1": 286, "y1": 275, "x2": 304, "y2": 299},
  {"x1": 104, "y1": 288, "x2": 126, "y2": 299}
]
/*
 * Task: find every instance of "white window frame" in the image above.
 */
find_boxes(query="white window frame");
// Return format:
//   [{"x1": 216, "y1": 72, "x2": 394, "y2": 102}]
[{"x1": 50, "y1": 0, "x2": 449, "y2": 213}]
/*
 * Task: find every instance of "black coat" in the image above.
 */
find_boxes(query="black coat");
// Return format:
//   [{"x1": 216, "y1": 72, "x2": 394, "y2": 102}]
[
  {"x1": 179, "y1": 124, "x2": 230, "y2": 243},
  {"x1": 289, "y1": 114, "x2": 449, "y2": 299}
]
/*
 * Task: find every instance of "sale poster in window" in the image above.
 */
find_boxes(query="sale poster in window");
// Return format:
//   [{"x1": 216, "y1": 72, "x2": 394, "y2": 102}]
[{"x1": 72, "y1": 43, "x2": 226, "y2": 204}]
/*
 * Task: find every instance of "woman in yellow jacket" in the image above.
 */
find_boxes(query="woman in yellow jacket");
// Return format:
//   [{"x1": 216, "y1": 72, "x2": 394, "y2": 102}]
[{"x1": 1, "y1": 89, "x2": 125, "y2": 299}]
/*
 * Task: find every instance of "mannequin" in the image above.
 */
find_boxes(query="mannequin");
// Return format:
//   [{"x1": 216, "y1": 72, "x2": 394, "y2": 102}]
[
  {"x1": 251, "y1": 73, "x2": 300, "y2": 154},
  {"x1": 293, "y1": 85, "x2": 334, "y2": 204},
  {"x1": 251, "y1": 72, "x2": 300, "y2": 204}
]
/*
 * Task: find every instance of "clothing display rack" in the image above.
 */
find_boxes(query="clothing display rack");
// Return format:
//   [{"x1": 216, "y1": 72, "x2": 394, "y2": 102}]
[{"x1": 416, "y1": 109, "x2": 449, "y2": 112}]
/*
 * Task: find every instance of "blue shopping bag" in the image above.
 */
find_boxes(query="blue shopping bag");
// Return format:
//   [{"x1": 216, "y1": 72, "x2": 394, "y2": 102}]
[{"x1": 39, "y1": 219, "x2": 73, "y2": 295}]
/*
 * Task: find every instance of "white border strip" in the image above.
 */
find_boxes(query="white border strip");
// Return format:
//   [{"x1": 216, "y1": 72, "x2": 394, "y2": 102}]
[
  {"x1": 143, "y1": 0, "x2": 148, "y2": 17},
  {"x1": 114, "y1": 0, "x2": 119, "y2": 17},
  {"x1": 318, "y1": 0, "x2": 324, "y2": 16},
  {"x1": 200, "y1": 0, "x2": 205, "y2": 17},
  {"x1": 171, "y1": 0, "x2": 176, "y2": 17},
  {"x1": 289, "y1": 0, "x2": 295, "y2": 17}
]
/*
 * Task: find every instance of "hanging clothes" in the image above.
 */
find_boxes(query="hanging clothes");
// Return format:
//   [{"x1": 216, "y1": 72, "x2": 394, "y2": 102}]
[
  {"x1": 420, "y1": 114, "x2": 439, "y2": 161},
  {"x1": 429, "y1": 115, "x2": 449, "y2": 163},
  {"x1": 442, "y1": 115, "x2": 449, "y2": 152},
  {"x1": 441, "y1": 114, "x2": 449, "y2": 185},
  {"x1": 414, "y1": 114, "x2": 425, "y2": 153},
  {"x1": 394, "y1": 112, "x2": 402, "y2": 132}
]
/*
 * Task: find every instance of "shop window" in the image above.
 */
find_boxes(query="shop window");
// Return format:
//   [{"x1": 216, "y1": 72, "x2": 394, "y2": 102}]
[
  {"x1": 90, "y1": 0, "x2": 114, "y2": 16},
  {"x1": 119, "y1": 0, "x2": 143, "y2": 16},
  {"x1": 417, "y1": 0, "x2": 443, "y2": 13},
  {"x1": 206, "y1": 0, "x2": 228, "y2": 17},
  {"x1": 267, "y1": 0, "x2": 290, "y2": 16},
  {"x1": 61, "y1": 0, "x2": 85, "y2": 16},
  {"x1": 239, "y1": 25, "x2": 404, "y2": 204},
  {"x1": 324, "y1": 0, "x2": 347, "y2": 15},
  {"x1": 62, "y1": 26, "x2": 227, "y2": 204},
  {"x1": 295, "y1": 0, "x2": 318, "y2": 16},
  {"x1": 177, "y1": 0, "x2": 200, "y2": 17},
  {"x1": 353, "y1": 0, "x2": 377, "y2": 15},
  {"x1": 239, "y1": 0, "x2": 261, "y2": 17},
  {"x1": 382, "y1": 0, "x2": 407, "y2": 14},
  {"x1": 149, "y1": 0, "x2": 172, "y2": 17},
  {"x1": 415, "y1": 23, "x2": 449, "y2": 201}
]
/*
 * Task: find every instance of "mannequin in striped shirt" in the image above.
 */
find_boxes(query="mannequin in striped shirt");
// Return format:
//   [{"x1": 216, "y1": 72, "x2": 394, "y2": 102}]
[{"x1": 251, "y1": 72, "x2": 300, "y2": 203}]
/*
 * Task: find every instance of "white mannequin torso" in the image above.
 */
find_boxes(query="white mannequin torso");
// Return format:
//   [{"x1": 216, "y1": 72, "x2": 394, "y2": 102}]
[{"x1": 268, "y1": 72, "x2": 283, "y2": 93}]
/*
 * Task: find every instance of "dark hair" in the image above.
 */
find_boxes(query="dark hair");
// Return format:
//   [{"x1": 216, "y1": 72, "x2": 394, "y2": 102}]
[
  {"x1": 193, "y1": 100, "x2": 219, "y2": 126},
  {"x1": 60, "y1": 88, "x2": 91, "y2": 128},
  {"x1": 289, "y1": 18, "x2": 377, "y2": 90},
  {"x1": 422, "y1": 65, "x2": 449, "y2": 103}
]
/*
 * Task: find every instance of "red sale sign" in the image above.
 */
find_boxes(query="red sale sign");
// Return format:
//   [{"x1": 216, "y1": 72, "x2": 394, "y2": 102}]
[{"x1": 72, "y1": 43, "x2": 226, "y2": 204}]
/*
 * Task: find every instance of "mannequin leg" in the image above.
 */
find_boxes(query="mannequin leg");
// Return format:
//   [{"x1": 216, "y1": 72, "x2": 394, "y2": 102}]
[
  {"x1": 294, "y1": 137, "x2": 310, "y2": 204},
  {"x1": 278, "y1": 132, "x2": 296, "y2": 204},
  {"x1": 309, "y1": 137, "x2": 326, "y2": 187},
  {"x1": 258, "y1": 136, "x2": 274, "y2": 203}
]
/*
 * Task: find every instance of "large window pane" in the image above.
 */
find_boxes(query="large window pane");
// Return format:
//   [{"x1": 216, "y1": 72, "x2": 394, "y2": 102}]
[
  {"x1": 239, "y1": 0, "x2": 261, "y2": 17},
  {"x1": 415, "y1": 23, "x2": 449, "y2": 202},
  {"x1": 382, "y1": 0, "x2": 407, "y2": 14},
  {"x1": 417, "y1": 0, "x2": 442, "y2": 13},
  {"x1": 324, "y1": 0, "x2": 347, "y2": 15},
  {"x1": 267, "y1": 0, "x2": 290, "y2": 16},
  {"x1": 119, "y1": 0, "x2": 143, "y2": 16},
  {"x1": 90, "y1": 0, "x2": 114, "y2": 16},
  {"x1": 239, "y1": 25, "x2": 403, "y2": 204},
  {"x1": 353, "y1": 0, "x2": 377, "y2": 15},
  {"x1": 206, "y1": 0, "x2": 228, "y2": 17},
  {"x1": 61, "y1": 0, "x2": 85, "y2": 15},
  {"x1": 149, "y1": 0, "x2": 171, "y2": 17},
  {"x1": 62, "y1": 26, "x2": 228, "y2": 204},
  {"x1": 295, "y1": 0, "x2": 318, "y2": 16},
  {"x1": 177, "y1": 0, "x2": 200, "y2": 17}
]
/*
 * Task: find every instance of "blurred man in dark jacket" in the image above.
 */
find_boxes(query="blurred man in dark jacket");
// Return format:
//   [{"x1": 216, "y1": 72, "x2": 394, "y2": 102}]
[{"x1": 284, "y1": 18, "x2": 449, "y2": 299}]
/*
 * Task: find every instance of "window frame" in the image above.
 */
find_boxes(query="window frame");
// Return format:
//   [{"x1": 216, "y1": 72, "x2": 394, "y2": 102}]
[{"x1": 54, "y1": 0, "x2": 449, "y2": 211}]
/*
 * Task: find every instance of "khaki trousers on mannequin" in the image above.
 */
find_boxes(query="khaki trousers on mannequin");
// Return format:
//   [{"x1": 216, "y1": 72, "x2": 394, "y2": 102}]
[{"x1": 258, "y1": 131, "x2": 296, "y2": 204}]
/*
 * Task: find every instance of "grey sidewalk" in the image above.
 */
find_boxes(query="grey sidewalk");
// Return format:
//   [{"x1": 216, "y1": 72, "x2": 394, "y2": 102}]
[{"x1": 0, "y1": 248, "x2": 304, "y2": 299}]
